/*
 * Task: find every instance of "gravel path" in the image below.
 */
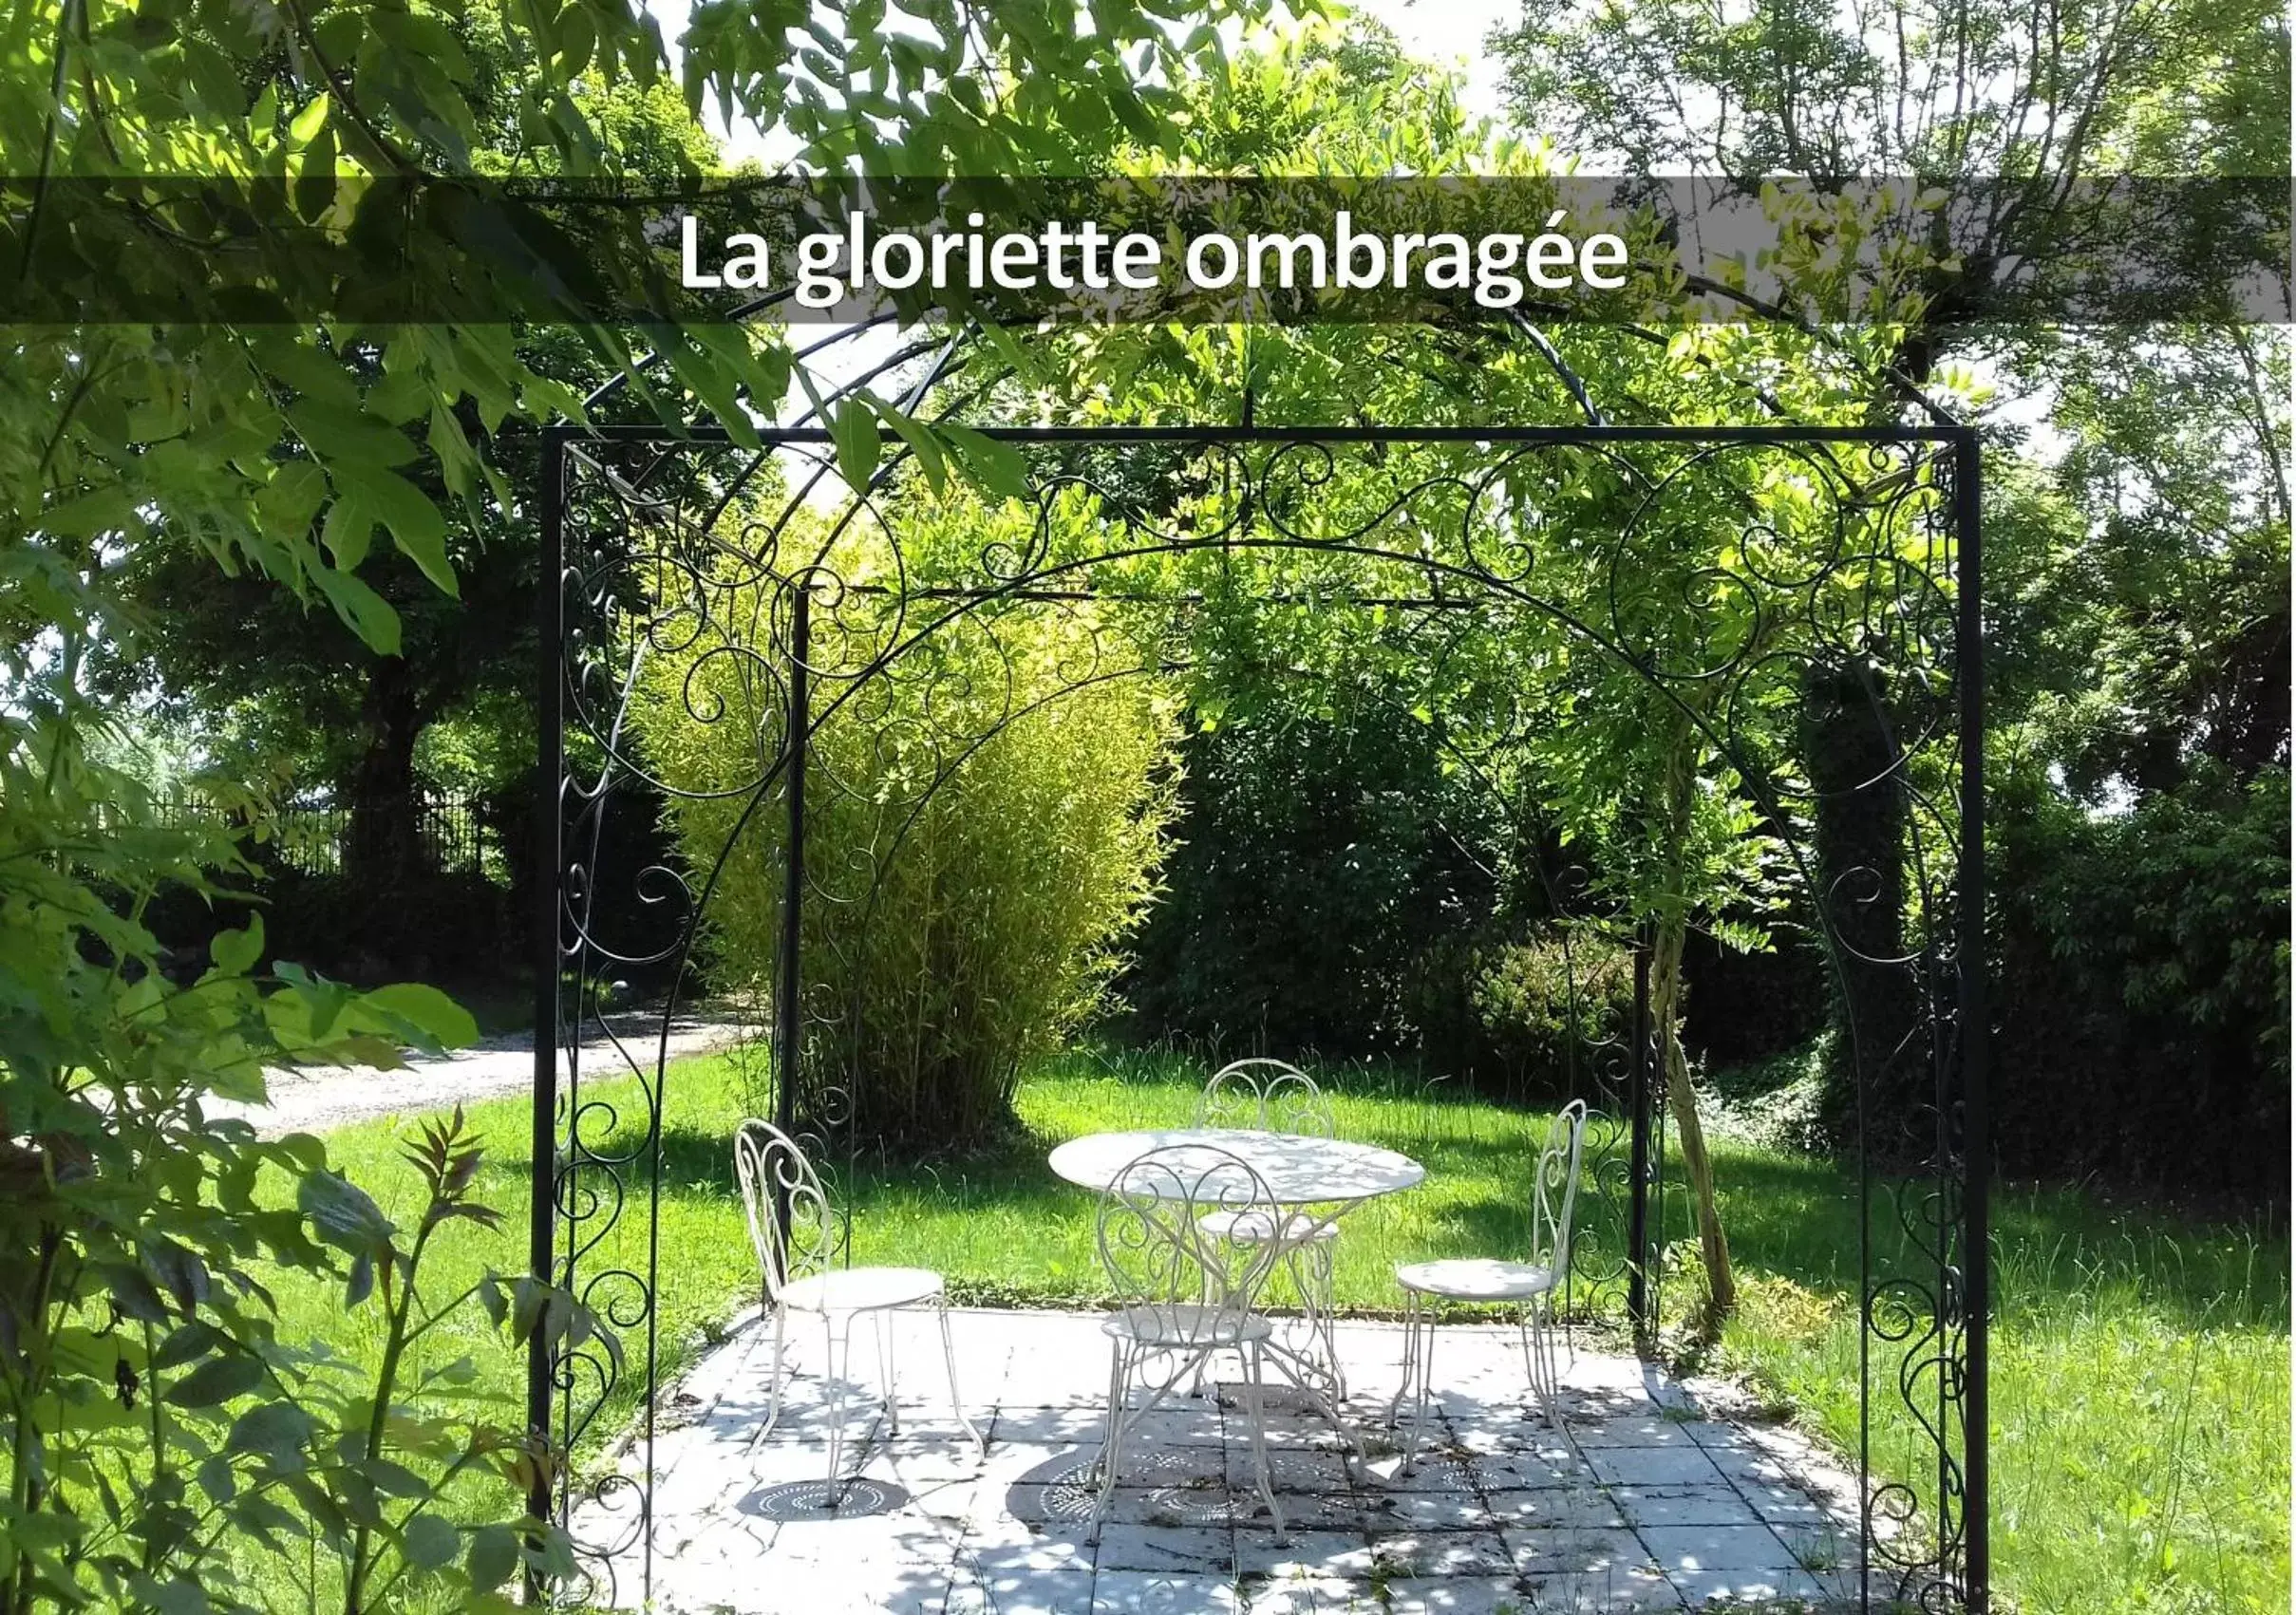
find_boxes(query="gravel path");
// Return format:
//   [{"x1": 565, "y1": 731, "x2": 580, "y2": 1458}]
[{"x1": 216, "y1": 1012, "x2": 751, "y2": 1138}]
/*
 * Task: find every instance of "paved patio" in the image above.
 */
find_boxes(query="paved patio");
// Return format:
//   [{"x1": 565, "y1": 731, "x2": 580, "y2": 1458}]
[{"x1": 577, "y1": 1308, "x2": 1870, "y2": 1613}]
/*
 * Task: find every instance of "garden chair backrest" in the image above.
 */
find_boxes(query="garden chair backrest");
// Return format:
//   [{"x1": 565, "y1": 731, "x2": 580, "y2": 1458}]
[
  {"x1": 1096, "y1": 1143, "x2": 1285, "y2": 1348},
  {"x1": 1195, "y1": 1059, "x2": 1335, "y2": 1137},
  {"x1": 733, "y1": 1118, "x2": 844, "y2": 1308},
  {"x1": 1533, "y1": 1100, "x2": 1591, "y2": 1279}
]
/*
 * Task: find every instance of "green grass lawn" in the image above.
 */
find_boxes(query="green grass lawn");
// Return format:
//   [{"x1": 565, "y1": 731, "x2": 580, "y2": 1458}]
[
  {"x1": 283, "y1": 1042, "x2": 2289, "y2": 1615},
  {"x1": 1710, "y1": 1176, "x2": 2287, "y2": 1615}
]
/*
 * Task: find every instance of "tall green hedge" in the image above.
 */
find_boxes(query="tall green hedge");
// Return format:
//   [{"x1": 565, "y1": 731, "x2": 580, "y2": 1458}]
[
  {"x1": 632, "y1": 498, "x2": 1180, "y2": 1150},
  {"x1": 1993, "y1": 763, "x2": 2289, "y2": 1207}
]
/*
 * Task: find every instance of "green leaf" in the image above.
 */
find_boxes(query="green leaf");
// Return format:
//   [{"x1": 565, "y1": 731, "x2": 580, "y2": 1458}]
[
  {"x1": 289, "y1": 91, "x2": 330, "y2": 143},
  {"x1": 362, "y1": 1456, "x2": 430, "y2": 1498},
  {"x1": 226, "y1": 1400, "x2": 314, "y2": 1463},
  {"x1": 403, "y1": 1512, "x2": 461, "y2": 1571},
  {"x1": 347, "y1": 1251, "x2": 376, "y2": 1308},
  {"x1": 507, "y1": 1275, "x2": 560, "y2": 1345},
  {"x1": 357, "y1": 982, "x2": 480, "y2": 1050},
  {"x1": 288, "y1": 399, "x2": 417, "y2": 467},
  {"x1": 154, "y1": 1322, "x2": 228, "y2": 1371},
  {"x1": 144, "y1": 1238, "x2": 212, "y2": 1312},
  {"x1": 311, "y1": 564, "x2": 402, "y2": 655},
  {"x1": 285, "y1": 1474, "x2": 352, "y2": 1543},
  {"x1": 334, "y1": 1465, "x2": 384, "y2": 1529},
  {"x1": 429, "y1": 401, "x2": 480, "y2": 503},
  {"x1": 872, "y1": 402, "x2": 948, "y2": 494},
  {"x1": 196, "y1": 1454, "x2": 237, "y2": 1505},
  {"x1": 530, "y1": 1523, "x2": 580, "y2": 1582},
  {"x1": 940, "y1": 423, "x2": 1031, "y2": 501},
  {"x1": 164, "y1": 1353, "x2": 265, "y2": 1408},
  {"x1": 828, "y1": 397, "x2": 881, "y2": 492},
  {"x1": 298, "y1": 1170, "x2": 398, "y2": 1258},
  {"x1": 320, "y1": 493, "x2": 374, "y2": 572},
  {"x1": 345, "y1": 464, "x2": 458, "y2": 597},
  {"x1": 9, "y1": 1511, "x2": 84, "y2": 1552},
  {"x1": 37, "y1": 485, "x2": 137, "y2": 537},
  {"x1": 100, "y1": 1262, "x2": 172, "y2": 1325},
  {"x1": 209, "y1": 913, "x2": 265, "y2": 977},
  {"x1": 467, "y1": 1524, "x2": 520, "y2": 1590},
  {"x1": 234, "y1": 1493, "x2": 306, "y2": 1548},
  {"x1": 127, "y1": 1574, "x2": 210, "y2": 1615}
]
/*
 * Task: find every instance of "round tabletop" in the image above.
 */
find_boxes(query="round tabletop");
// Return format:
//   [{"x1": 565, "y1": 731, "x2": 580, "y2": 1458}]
[{"x1": 1047, "y1": 1128, "x2": 1425, "y2": 1206}]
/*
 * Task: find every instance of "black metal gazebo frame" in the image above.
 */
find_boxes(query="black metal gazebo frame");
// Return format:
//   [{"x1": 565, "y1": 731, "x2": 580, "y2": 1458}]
[{"x1": 528, "y1": 404, "x2": 1989, "y2": 1613}]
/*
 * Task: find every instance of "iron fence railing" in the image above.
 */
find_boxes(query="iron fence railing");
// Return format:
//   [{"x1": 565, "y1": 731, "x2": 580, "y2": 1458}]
[{"x1": 150, "y1": 791, "x2": 504, "y2": 882}]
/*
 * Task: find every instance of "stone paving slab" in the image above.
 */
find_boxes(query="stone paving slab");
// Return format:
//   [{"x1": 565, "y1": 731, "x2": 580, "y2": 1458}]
[{"x1": 574, "y1": 1307, "x2": 1870, "y2": 1612}]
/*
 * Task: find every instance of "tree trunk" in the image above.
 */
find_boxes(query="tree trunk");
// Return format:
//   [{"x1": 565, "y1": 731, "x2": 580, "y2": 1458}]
[
  {"x1": 343, "y1": 655, "x2": 427, "y2": 898},
  {"x1": 1651, "y1": 910, "x2": 1736, "y2": 1327},
  {"x1": 1801, "y1": 660, "x2": 1922, "y2": 1157},
  {"x1": 1655, "y1": 711, "x2": 1737, "y2": 1329}
]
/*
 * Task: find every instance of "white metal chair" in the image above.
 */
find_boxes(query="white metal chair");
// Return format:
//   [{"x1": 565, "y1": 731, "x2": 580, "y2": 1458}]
[
  {"x1": 1191, "y1": 1059, "x2": 1349, "y2": 1400},
  {"x1": 1196, "y1": 1058, "x2": 1337, "y2": 1136},
  {"x1": 1388, "y1": 1099, "x2": 1589, "y2": 1472},
  {"x1": 1090, "y1": 1143, "x2": 1289, "y2": 1542},
  {"x1": 733, "y1": 1118, "x2": 983, "y2": 1504}
]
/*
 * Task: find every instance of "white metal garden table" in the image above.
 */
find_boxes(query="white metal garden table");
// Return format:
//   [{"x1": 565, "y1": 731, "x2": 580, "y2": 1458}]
[{"x1": 1048, "y1": 1129, "x2": 1425, "y2": 1426}]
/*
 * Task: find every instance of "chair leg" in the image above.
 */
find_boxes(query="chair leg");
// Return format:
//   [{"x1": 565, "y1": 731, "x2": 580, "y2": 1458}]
[
  {"x1": 1187, "y1": 1345, "x2": 1214, "y2": 1399},
  {"x1": 1387, "y1": 1287, "x2": 1417, "y2": 1430},
  {"x1": 1290, "y1": 1343, "x2": 1364, "y2": 1474},
  {"x1": 1240, "y1": 1343, "x2": 1287, "y2": 1543},
  {"x1": 1298, "y1": 1239, "x2": 1345, "y2": 1402},
  {"x1": 1515, "y1": 1302, "x2": 1539, "y2": 1403},
  {"x1": 1397, "y1": 1292, "x2": 1436, "y2": 1476},
  {"x1": 1264, "y1": 1243, "x2": 1361, "y2": 1474},
  {"x1": 1089, "y1": 1342, "x2": 1133, "y2": 1544},
  {"x1": 875, "y1": 1309, "x2": 900, "y2": 1436},
  {"x1": 935, "y1": 1301, "x2": 987, "y2": 1458},
  {"x1": 1524, "y1": 1295, "x2": 1566, "y2": 1438},
  {"x1": 1091, "y1": 1340, "x2": 1123, "y2": 1487},
  {"x1": 1329, "y1": 1384, "x2": 1370, "y2": 1472},
  {"x1": 822, "y1": 1313, "x2": 853, "y2": 1507},
  {"x1": 756, "y1": 1305, "x2": 788, "y2": 1448}
]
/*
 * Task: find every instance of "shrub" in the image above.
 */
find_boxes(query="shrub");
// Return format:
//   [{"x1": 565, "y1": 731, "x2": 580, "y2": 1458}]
[
  {"x1": 0, "y1": 727, "x2": 595, "y2": 1614},
  {"x1": 1465, "y1": 926, "x2": 1637, "y2": 1083},
  {"x1": 1676, "y1": 922, "x2": 1829, "y2": 1068},
  {"x1": 632, "y1": 497, "x2": 1181, "y2": 1150},
  {"x1": 1386, "y1": 924, "x2": 1637, "y2": 1104},
  {"x1": 1120, "y1": 701, "x2": 1505, "y2": 1057},
  {"x1": 1992, "y1": 762, "x2": 2290, "y2": 1208}
]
